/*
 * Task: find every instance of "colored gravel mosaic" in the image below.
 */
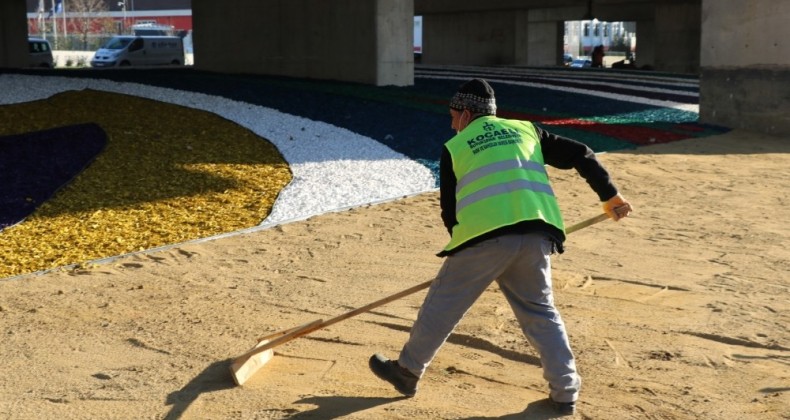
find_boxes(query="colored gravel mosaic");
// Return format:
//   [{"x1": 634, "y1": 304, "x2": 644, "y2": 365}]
[
  {"x1": 0, "y1": 66, "x2": 728, "y2": 279},
  {"x1": 0, "y1": 89, "x2": 291, "y2": 279}
]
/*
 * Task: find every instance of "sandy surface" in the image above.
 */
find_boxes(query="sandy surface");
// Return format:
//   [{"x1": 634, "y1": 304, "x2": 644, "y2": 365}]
[{"x1": 1, "y1": 129, "x2": 788, "y2": 419}]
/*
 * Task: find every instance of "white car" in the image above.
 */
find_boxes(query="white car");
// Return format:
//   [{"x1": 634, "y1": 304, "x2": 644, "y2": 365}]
[{"x1": 570, "y1": 58, "x2": 592, "y2": 68}]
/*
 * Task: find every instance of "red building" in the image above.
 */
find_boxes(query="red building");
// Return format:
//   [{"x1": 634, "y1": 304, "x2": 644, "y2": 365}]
[{"x1": 26, "y1": 0, "x2": 192, "y2": 49}]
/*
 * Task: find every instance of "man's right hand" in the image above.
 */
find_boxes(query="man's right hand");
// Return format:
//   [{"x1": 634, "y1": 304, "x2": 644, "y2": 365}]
[{"x1": 603, "y1": 193, "x2": 633, "y2": 221}]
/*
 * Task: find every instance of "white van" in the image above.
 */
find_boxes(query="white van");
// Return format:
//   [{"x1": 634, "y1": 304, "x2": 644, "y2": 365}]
[
  {"x1": 28, "y1": 37, "x2": 54, "y2": 68},
  {"x1": 90, "y1": 36, "x2": 184, "y2": 68},
  {"x1": 131, "y1": 22, "x2": 176, "y2": 36}
]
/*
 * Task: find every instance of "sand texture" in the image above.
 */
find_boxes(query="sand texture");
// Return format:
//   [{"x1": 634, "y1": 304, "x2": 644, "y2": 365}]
[{"x1": 0, "y1": 130, "x2": 788, "y2": 419}]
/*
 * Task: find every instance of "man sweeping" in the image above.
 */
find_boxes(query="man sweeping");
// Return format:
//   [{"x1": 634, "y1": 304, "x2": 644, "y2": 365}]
[{"x1": 369, "y1": 78, "x2": 633, "y2": 416}]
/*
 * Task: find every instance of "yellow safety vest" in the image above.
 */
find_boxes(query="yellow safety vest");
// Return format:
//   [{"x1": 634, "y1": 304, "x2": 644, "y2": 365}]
[{"x1": 443, "y1": 116, "x2": 565, "y2": 252}]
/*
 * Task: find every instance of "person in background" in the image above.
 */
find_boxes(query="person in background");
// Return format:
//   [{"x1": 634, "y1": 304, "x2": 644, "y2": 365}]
[
  {"x1": 369, "y1": 78, "x2": 633, "y2": 416},
  {"x1": 592, "y1": 45, "x2": 605, "y2": 68}
]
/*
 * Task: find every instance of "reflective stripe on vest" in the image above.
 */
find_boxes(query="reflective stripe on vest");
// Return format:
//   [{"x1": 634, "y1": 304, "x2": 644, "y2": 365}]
[
  {"x1": 443, "y1": 117, "x2": 565, "y2": 252},
  {"x1": 456, "y1": 159, "x2": 554, "y2": 213}
]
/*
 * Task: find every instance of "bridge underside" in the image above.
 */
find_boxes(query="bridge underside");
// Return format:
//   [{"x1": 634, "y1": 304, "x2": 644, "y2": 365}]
[{"x1": 1, "y1": 0, "x2": 788, "y2": 135}]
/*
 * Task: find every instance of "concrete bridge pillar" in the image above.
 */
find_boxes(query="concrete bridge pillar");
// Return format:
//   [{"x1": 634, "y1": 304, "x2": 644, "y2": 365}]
[
  {"x1": 191, "y1": 0, "x2": 414, "y2": 86},
  {"x1": 421, "y1": 10, "x2": 515, "y2": 66},
  {"x1": 654, "y1": 1, "x2": 700, "y2": 73},
  {"x1": 421, "y1": 8, "x2": 564, "y2": 68},
  {"x1": 0, "y1": 0, "x2": 27, "y2": 68},
  {"x1": 699, "y1": 0, "x2": 790, "y2": 135},
  {"x1": 521, "y1": 9, "x2": 564, "y2": 67},
  {"x1": 635, "y1": 19, "x2": 656, "y2": 69}
]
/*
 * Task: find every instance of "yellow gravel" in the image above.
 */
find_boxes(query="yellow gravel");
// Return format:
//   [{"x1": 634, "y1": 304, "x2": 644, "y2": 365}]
[{"x1": 0, "y1": 89, "x2": 291, "y2": 279}]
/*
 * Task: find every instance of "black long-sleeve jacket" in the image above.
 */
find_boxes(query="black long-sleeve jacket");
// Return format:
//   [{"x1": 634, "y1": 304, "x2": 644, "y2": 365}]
[{"x1": 438, "y1": 123, "x2": 618, "y2": 256}]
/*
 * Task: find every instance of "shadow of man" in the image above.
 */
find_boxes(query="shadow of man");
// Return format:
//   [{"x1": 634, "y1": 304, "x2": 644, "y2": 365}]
[
  {"x1": 163, "y1": 358, "x2": 237, "y2": 420},
  {"x1": 463, "y1": 398, "x2": 566, "y2": 419},
  {"x1": 287, "y1": 395, "x2": 407, "y2": 419}
]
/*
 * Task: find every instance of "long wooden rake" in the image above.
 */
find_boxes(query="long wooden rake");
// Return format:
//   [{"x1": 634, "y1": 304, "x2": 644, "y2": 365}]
[{"x1": 230, "y1": 211, "x2": 614, "y2": 385}]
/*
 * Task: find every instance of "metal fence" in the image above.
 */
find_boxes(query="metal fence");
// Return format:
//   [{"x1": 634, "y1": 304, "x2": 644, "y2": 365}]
[{"x1": 33, "y1": 33, "x2": 116, "y2": 52}]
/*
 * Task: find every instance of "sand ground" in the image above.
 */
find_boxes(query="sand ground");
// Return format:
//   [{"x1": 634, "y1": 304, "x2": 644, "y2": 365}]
[{"x1": 0, "y1": 129, "x2": 788, "y2": 419}]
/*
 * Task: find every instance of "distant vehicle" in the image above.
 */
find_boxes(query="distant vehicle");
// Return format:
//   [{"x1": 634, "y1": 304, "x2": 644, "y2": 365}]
[
  {"x1": 131, "y1": 22, "x2": 176, "y2": 36},
  {"x1": 90, "y1": 36, "x2": 184, "y2": 68},
  {"x1": 563, "y1": 53, "x2": 573, "y2": 66},
  {"x1": 570, "y1": 58, "x2": 592, "y2": 68},
  {"x1": 28, "y1": 37, "x2": 53, "y2": 68}
]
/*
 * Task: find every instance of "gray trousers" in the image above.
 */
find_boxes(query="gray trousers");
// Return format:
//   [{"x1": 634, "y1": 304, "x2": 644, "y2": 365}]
[{"x1": 398, "y1": 232, "x2": 581, "y2": 403}]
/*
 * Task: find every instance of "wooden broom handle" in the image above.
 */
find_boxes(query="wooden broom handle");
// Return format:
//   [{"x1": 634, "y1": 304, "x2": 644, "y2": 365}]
[{"x1": 236, "y1": 211, "x2": 614, "y2": 363}]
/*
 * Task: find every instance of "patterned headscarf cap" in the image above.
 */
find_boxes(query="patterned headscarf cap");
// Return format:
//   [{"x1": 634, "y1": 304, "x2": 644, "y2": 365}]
[{"x1": 449, "y1": 78, "x2": 496, "y2": 115}]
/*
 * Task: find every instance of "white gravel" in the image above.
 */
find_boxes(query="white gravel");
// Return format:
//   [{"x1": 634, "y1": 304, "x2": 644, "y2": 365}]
[{"x1": 0, "y1": 74, "x2": 437, "y2": 227}]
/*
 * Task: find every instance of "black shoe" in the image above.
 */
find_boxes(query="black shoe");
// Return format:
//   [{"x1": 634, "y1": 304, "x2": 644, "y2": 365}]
[
  {"x1": 369, "y1": 353, "x2": 418, "y2": 397},
  {"x1": 549, "y1": 396, "x2": 576, "y2": 416}
]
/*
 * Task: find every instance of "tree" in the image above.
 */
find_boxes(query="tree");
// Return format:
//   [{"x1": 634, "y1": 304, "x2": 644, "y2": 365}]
[
  {"x1": 68, "y1": 0, "x2": 113, "y2": 50},
  {"x1": 609, "y1": 33, "x2": 630, "y2": 54}
]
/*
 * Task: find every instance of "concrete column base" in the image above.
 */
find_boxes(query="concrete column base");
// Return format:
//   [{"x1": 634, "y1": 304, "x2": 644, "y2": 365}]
[{"x1": 700, "y1": 67, "x2": 790, "y2": 135}]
